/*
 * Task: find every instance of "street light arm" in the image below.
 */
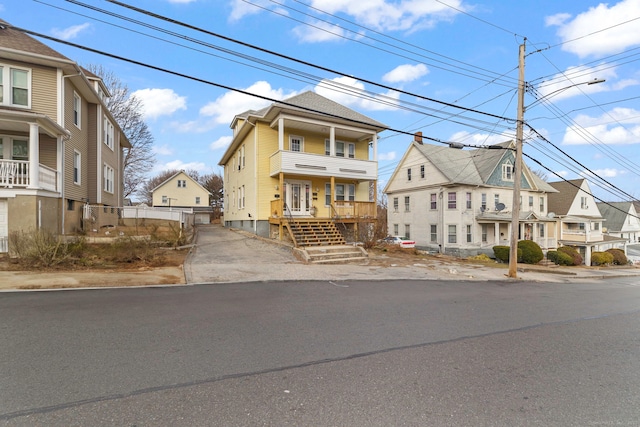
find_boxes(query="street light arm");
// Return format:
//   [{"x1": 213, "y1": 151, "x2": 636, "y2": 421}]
[{"x1": 525, "y1": 78, "x2": 605, "y2": 111}]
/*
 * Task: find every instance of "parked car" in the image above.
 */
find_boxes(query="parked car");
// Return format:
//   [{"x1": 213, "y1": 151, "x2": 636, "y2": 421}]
[{"x1": 382, "y1": 236, "x2": 416, "y2": 249}]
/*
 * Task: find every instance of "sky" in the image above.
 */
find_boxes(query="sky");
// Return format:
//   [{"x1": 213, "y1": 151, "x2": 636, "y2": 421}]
[{"x1": 3, "y1": 0, "x2": 640, "y2": 202}]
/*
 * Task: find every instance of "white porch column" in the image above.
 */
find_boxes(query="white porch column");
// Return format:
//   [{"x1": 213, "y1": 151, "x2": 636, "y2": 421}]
[
  {"x1": 278, "y1": 118, "x2": 284, "y2": 151},
  {"x1": 329, "y1": 127, "x2": 335, "y2": 156},
  {"x1": 372, "y1": 132, "x2": 377, "y2": 161},
  {"x1": 494, "y1": 223, "x2": 500, "y2": 245},
  {"x1": 28, "y1": 123, "x2": 40, "y2": 189}
]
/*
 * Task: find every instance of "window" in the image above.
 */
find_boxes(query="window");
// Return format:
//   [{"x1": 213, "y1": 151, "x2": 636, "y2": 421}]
[
  {"x1": 73, "y1": 92, "x2": 81, "y2": 127},
  {"x1": 594, "y1": 222, "x2": 600, "y2": 231},
  {"x1": 67, "y1": 199, "x2": 75, "y2": 211},
  {"x1": 430, "y1": 193, "x2": 437, "y2": 210},
  {"x1": 195, "y1": 196, "x2": 201, "y2": 205},
  {"x1": 481, "y1": 193, "x2": 487, "y2": 211},
  {"x1": 103, "y1": 164, "x2": 114, "y2": 193},
  {"x1": 177, "y1": 179, "x2": 186, "y2": 188},
  {"x1": 0, "y1": 66, "x2": 30, "y2": 107},
  {"x1": 73, "y1": 150, "x2": 81, "y2": 185},
  {"x1": 538, "y1": 223, "x2": 545, "y2": 238},
  {"x1": 579, "y1": 223, "x2": 585, "y2": 231},
  {"x1": 393, "y1": 224, "x2": 399, "y2": 236},
  {"x1": 240, "y1": 185, "x2": 245, "y2": 209},
  {"x1": 466, "y1": 224, "x2": 472, "y2": 243},
  {"x1": 502, "y1": 162, "x2": 513, "y2": 181},
  {"x1": 466, "y1": 192, "x2": 472, "y2": 210},
  {"x1": 430, "y1": 224, "x2": 437, "y2": 242},
  {"x1": 325, "y1": 183, "x2": 331, "y2": 206},
  {"x1": 162, "y1": 195, "x2": 168, "y2": 204},
  {"x1": 347, "y1": 143, "x2": 355, "y2": 159},
  {"x1": 103, "y1": 116, "x2": 114, "y2": 149},
  {"x1": 420, "y1": 165, "x2": 425, "y2": 179},
  {"x1": 289, "y1": 136, "x2": 303, "y2": 152},
  {"x1": 528, "y1": 196, "x2": 534, "y2": 208},
  {"x1": 448, "y1": 192, "x2": 456, "y2": 209},
  {"x1": 404, "y1": 196, "x2": 410, "y2": 212},
  {"x1": 335, "y1": 184, "x2": 344, "y2": 201},
  {"x1": 240, "y1": 145, "x2": 245, "y2": 169},
  {"x1": 336, "y1": 141, "x2": 344, "y2": 157},
  {"x1": 494, "y1": 194, "x2": 500, "y2": 209},
  {"x1": 540, "y1": 196, "x2": 544, "y2": 213},
  {"x1": 407, "y1": 168, "x2": 412, "y2": 181},
  {"x1": 12, "y1": 139, "x2": 28, "y2": 161},
  {"x1": 393, "y1": 197, "x2": 399, "y2": 212},
  {"x1": 448, "y1": 225, "x2": 457, "y2": 243},
  {"x1": 581, "y1": 196, "x2": 588, "y2": 209},
  {"x1": 325, "y1": 140, "x2": 331, "y2": 156},
  {"x1": 481, "y1": 224, "x2": 487, "y2": 242},
  {"x1": 405, "y1": 224, "x2": 411, "y2": 239}
]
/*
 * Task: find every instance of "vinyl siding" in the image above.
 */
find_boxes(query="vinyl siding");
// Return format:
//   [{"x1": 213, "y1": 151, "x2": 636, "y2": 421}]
[
  {"x1": 30, "y1": 64, "x2": 57, "y2": 119},
  {"x1": 63, "y1": 80, "x2": 89, "y2": 201}
]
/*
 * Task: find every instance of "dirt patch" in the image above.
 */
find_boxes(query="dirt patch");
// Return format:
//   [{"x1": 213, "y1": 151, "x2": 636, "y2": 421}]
[{"x1": 366, "y1": 245, "x2": 505, "y2": 270}]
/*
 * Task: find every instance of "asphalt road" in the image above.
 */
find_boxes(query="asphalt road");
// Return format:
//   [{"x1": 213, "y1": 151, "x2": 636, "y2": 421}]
[{"x1": 1, "y1": 278, "x2": 639, "y2": 426}]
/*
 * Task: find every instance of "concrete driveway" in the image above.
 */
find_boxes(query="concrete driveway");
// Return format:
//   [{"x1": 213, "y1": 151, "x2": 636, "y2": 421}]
[{"x1": 183, "y1": 224, "x2": 640, "y2": 285}]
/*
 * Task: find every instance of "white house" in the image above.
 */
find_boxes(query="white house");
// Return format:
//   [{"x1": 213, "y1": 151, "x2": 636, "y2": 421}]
[
  {"x1": 548, "y1": 179, "x2": 627, "y2": 265},
  {"x1": 384, "y1": 135, "x2": 557, "y2": 257},
  {"x1": 597, "y1": 201, "x2": 640, "y2": 243}
]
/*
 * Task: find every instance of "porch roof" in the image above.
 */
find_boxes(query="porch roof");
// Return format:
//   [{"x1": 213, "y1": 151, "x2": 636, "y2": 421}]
[{"x1": 0, "y1": 109, "x2": 69, "y2": 138}]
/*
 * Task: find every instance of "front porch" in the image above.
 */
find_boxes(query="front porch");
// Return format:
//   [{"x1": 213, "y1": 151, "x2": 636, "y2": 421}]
[
  {"x1": 269, "y1": 199, "x2": 377, "y2": 247},
  {"x1": 0, "y1": 159, "x2": 58, "y2": 191}
]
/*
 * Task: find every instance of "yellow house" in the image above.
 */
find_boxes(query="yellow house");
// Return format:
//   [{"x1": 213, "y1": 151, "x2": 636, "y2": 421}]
[
  {"x1": 151, "y1": 170, "x2": 212, "y2": 224},
  {"x1": 0, "y1": 22, "x2": 130, "y2": 252},
  {"x1": 218, "y1": 91, "x2": 387, "y2": 246}
]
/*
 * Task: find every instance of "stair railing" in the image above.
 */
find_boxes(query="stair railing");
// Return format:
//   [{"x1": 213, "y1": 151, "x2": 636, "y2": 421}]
[
  {"x1": 283, "y1": 203, "x2": 302, "y2": 246},
  {"x1": 330, "y1": 203, "x2": 349, "y2": 241}
]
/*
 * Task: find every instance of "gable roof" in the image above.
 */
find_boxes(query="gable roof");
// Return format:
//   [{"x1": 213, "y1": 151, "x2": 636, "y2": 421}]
[
  {"x1": 151, "y1": 171, "x2": 212, "y2": 195},
  {"x1": 406, "y1": 140, "x2": 556, "y2": 192},
  {"x1": 596, "y1": 201, "x2": 632, "y2": 232},
  {"x1": 547, "y1": 179, "x2": 584, "y2": 215}
]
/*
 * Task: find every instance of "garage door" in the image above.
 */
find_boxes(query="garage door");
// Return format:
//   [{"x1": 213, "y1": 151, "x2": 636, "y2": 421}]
[{"x1": 0, "y1": 200, "x2": 7, "y2": 253}]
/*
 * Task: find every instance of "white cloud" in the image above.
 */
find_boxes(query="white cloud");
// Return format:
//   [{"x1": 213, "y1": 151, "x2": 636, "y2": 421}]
[
  {"x1": 131, "y1": 88, "x2": 187, "y2": 120},
  {"x1": 562, "y1": 107, "x2": 640, "y2": 145},
  {"x1": 200, "y1": 81, "x2": 299, "y2": 125},
  {"x1": 210, "y1": 136, "x2": 232, "y2": 151},
  {"x1": 546, "y1": 0, "x2": 640, "y2": 58},
  {"x1": 315, "y1": 76, "x2": 400, "y2": 111},
  {"x1": 581, "y1": 168, "x2": 625, "y2": 179},
  {"x1": 382, "y1": 64, "x2": 428, "y2": 84},
  {"x1": 292, "y1": 20, "x2": 352, "y2": 43},
  {"x1": 229, "y1": 0, "x2": 288, "y2": 21},
  {"x1": 155, "y1": 160, "x2": 207, "y2": 173},
  {"x1": 544, "y1": 13, "x2": 571, "y2": 27},
  {"x1": 449, "y1": 131, "x2": 513, "y2": 146},
  {"x1": 51, "y1": 23, "x2": 91, "y2": 40},
  {"x1": 378, "y1": 151, "x2": 396, "y2": 161},
  {"x1": 153, "y1": 144, "x2": 173, "y2": 156},
  {"x1": 168, "y1": 0, "x2": 197, "y2": 3}
]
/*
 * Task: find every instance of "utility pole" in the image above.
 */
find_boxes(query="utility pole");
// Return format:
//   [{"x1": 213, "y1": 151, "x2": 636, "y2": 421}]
[{"x1": 508, "y1": 41, "x2": 526, "y2": 278}]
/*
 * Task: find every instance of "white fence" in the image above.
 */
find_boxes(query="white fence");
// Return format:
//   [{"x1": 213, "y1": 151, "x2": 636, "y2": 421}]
[{"x1": 83, "y1": 205, "x2": 195, "y2": 234}]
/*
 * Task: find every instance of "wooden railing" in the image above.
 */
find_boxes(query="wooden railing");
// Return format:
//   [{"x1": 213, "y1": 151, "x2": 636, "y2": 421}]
[{"x1": 332, "y1": 201, "x2": 376, "y2": 219}]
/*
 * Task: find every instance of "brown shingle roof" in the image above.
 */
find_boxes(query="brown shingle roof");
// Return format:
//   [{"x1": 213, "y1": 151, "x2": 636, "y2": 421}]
[
  {"x1": 0, "y1": 20, "x2": 69, "y2": 60},
  {"x1": 548, "y1": 179, "x2": 584, "y2": 215}
]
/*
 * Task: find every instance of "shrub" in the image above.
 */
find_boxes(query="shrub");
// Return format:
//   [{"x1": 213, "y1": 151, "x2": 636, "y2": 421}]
[
  {"x1": 8, "y1": 229, "x2": 72, "y2": 267},
  {"x1": 493, "y1": 245, "x2": 522, "y2": 263},
  {"x1": 547, "y1": 250, "x2": 558, "y2": 264},
  {"x1": 606, "y1": 248, "x2": 628, "y2": 265},
  {"x1": 557, "y1": 246, "x2": 583, "y2": 265},
  {"x1": 591, "y1": 251, "x2": 614, "y2": 266},
  {"x1": 518, "y1": 240, "x2": 544, "y2": 264},
  {"x1": 547, "y1": 250, "x2": 574, "y2": 266}
]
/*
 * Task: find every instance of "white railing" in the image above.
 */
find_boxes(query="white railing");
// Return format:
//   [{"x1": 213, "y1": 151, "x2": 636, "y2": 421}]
[
  {"x1": 270, "y1": 150, "x2": 377, "y2": 180},
  {"x1": 0, "y1": 160, "x2": 58, "y2": 191},
  {"x1": 534, "y1": 237, "x2": 557, "y2": 250},
  {"x1": 0, "y1": 159, "x2": 29, "y2": 187},
  {"x1": 39, "y1": 164, "x2": 58, "y2": 191}
]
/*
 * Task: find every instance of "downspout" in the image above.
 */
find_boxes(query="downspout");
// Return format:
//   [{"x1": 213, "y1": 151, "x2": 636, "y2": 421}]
[{"x1": 249, "y1": 121, "x2": 258, "y2": 234}]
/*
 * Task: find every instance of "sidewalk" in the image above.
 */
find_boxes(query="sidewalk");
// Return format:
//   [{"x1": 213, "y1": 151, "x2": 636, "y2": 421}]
[{"x1": 1, "y1": 225, "x2": 639, "y2": 291}]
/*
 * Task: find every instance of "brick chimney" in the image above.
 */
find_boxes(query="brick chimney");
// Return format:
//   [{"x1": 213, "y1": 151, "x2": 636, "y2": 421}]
[{"x1": 414, "y1": 131, "x2": 423, "y2": 144}]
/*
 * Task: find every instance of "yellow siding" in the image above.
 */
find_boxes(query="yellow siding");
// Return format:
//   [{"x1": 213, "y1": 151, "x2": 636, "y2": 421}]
[{"x1": 152, "y1": 172, "x2": 210, "y2": 207}]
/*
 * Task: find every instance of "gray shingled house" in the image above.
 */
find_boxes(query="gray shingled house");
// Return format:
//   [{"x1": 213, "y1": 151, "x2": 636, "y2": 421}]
[{"x1": 596, "y1": 201, "x2": 640, "y2": 243}]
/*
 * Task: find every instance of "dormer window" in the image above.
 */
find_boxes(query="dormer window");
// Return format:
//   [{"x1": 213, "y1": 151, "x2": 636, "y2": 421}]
[{"x1": 502, "y1": 161, "x2": 513, "y2": 181}]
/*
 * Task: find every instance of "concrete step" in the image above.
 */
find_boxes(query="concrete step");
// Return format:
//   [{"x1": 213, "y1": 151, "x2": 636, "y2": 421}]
[{"x1": 303, "y1": 245, "x2": 368, "y2": 264}]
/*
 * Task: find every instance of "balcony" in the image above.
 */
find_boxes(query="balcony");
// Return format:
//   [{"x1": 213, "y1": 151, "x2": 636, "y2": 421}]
[
  {"x1": 270, "y1": 150, "x2": 377, "y2": 180},
  {"x1": 0, "y1": 160, "x2": 58, "y2": 192}
]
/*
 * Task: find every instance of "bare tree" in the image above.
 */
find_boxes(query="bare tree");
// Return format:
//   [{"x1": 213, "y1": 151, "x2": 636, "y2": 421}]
[
  {"x1": 199, "y1": 172, "x2": 224, "y2": 217},
  {"x1": 85, "y1": 64, "x2": 155, "y2": 200}
]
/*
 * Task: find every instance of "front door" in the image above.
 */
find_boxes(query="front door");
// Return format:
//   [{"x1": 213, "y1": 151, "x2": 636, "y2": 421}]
[{"x1": 284, "y1": 180, "x2": 311, "y2": 216}]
